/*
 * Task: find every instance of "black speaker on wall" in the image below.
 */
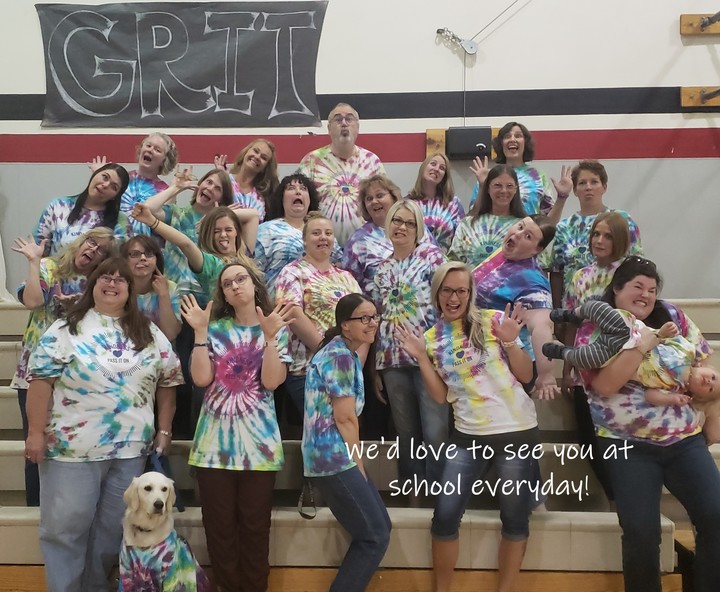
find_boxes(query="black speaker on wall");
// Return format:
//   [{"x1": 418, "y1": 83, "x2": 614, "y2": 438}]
[{"x1": 445, "y1": 126, "x2": 492, "y2": 160}]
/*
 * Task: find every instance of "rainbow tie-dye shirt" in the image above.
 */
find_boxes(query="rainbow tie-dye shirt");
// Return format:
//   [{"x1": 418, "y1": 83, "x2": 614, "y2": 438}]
[
  {"x1": 121, "y1": 171, "x2": 169, "y2": 237},
  {"x1": 302, "y1": 336, "x2": 364, "y2": 477},
  {"x1": 425, "y1": 313, "x2": 536, "y2": 436},
  {"x1": 408, "y1": 195, "x2": 465, "y2": 253},
  {"x1": 230, "y1": 175, "x2": 266, "y2": 222},
  {"x1": 275, "y1": 260, "x2": 361, "y2": 375},
  {"x1": 135, "y1": 279, "x2": 181, "y2": 329},
  {"x1": 28, "y1": 309, "x2": 183, "y2": 461},
  {"x1": 449, "y1": 214, "x2": 518, "y2": 268},
  {"x1": 188, "y1": 320, "x2": 290, "y2": 471},
  {"x1": 469, "y1": 164, "x2": 555, "y2": 216},
  {"x1": 11, "y1": 258, "x2": 85, "y2": 390},
  {"x1": 33, "y1": 196, "x2": 129, "y2": 256},
  {"x1": 298, "y1": 145, "x2": 385, "y2": 244},
  {"x1": 341, "y1": 222, "x2": 393, "y2": 297},
  {"x1": 372, "y1": 244, "x2": 445, "y2": 370},
  {"x1": 579, "y1": 302, "x2": 709, "y2": 444},
  {"x1": 161, "y1": 204, "x2": 205, "y2": 303}
]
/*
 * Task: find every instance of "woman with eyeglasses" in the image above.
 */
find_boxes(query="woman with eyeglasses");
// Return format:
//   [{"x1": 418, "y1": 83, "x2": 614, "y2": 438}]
[
  {"x1": 275, "y1": 212, "x2": 362, "y2": 416},
  {"x1": 406, "y1": 153, "x2": 465, "y2": 252},
  {"x1": 342, "y1": 174, "x2": 401, "y2": 297},
  {"x1": 180, "y1": 263, "x2": 293, "y2": 592},
  {"x1": 33, "y1": 163, "x2": 130, "y2": 256},
  {"x1": 577, "y1": 256, "x2": 720, "y2": 592},
  {"x1": 121, "y1": 235, "x2": 181, "y2": 341},
  {"x1": 24, "y1": 257, "x2": 182, "y2": 591},
  {"x1": 11, "y1": 228, "x2": 117, "y2": 507},
  {"x1": 398, "y1": 261, "x2": 537, "y2": 592},
  {"x1": 371, "y1": 199, "x2": 447, "y2": 501},
  {"x1": 467, "y1": 122, "x2": 571, "y2": 225},
  {"x1": 214, "y1": 139, "x2": 279, "y2": 221},
  {"x1": 302, "y1": 293, "x2": 391, "y2": 592},
  {"x1": 449, "y1": 164, "x2": 527, "y2": 267}
]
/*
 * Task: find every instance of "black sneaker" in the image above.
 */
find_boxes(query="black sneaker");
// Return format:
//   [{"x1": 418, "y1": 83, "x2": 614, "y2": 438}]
[
  {"x1": 542, "y1": 342, "x2": 566, "y2": 360},
  {"x1": 549, "y1": 308, "x2": 582, "y2": 325}
]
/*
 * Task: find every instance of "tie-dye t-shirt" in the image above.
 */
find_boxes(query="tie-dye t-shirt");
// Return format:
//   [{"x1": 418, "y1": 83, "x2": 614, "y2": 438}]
[
  {"x1": 579, "y1": 302, "x2": 710, "y2": 445},
  {"x1": 161, "y1": 204, "x2": 205, "y2": 303},
  {"x1": 407, "y1": 195, "x2": 466, "y2": 253},
  {"x1": 473, "y1": 250, "x2": 551, "y2": 357},
  {"x1": 11, "y1": 258, "x2": 86, "y2": 390},
  {"x1": 136, "y1": 280, "x2": 181, "y2": 329},
  {"x1": 27, "y1": 309, "x2": 183, "y2": 461},
  {"x1": 33, "y1": 196, "x2": 130, "y2": 256},
  {"x1": 372, "y1": 244, "x2": 446, "y2": 370},
  {"x1": 425, "y1": 313, "x2": 537, "y2": 436},
  {"x1": 121, "y1": 171, "x2": 169, "y2": 237},
  {"x1": 230, "y1": 176, "x2": 266, "y2": 222},
  {"x1": 449, "y1": 214, "x2": 518, "y2": 268},
  {"x1": 341, "y1": 222, "x2": 393, "y2": 297},
  {"x1": 564, "y1": 260, "x2": 622, "y2": 310},
  {"x1": 470, "y1": 164, "x2": 555, "y2": 216},
  {"x1": 302, "y1": 336, "x2": 364, "y2": 477},
  {"x1": 298, "y1": 145, "x2": 385, "y2": 244},
  {"x1": 275, "y1": 259, "x2": 361, "y2": 375},
  {"x1": 549, "y1": 209, "x2": 642, "y2": 289},
  {"x1": 188, "y1": 319, "x2": 290, "y2": 471}
]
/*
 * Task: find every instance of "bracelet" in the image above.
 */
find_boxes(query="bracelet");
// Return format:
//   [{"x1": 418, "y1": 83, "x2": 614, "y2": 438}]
[
  {"x1": 158, "y1": 430, "x2": 172, "y2": 437},
  {"x1": 193, "y1": 342, "x2": 208, "y2": 348},
  {"x1": 150, "y1": 218, "x2": 160, "y2": 230},
  {"x1": 264, "y1": 339, "x2": 279, "y2": 349},
  {"x1": 501, "y1": 340, "x2": 517, "y2": 349},
  {"x1": 557, "y1": 192, "x2": 569, "y2": 200}
]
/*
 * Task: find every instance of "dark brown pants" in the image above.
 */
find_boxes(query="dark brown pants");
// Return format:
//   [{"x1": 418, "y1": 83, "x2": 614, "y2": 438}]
[{"x1": 196, "y1": 468, "x2": 276, "y2": 592}]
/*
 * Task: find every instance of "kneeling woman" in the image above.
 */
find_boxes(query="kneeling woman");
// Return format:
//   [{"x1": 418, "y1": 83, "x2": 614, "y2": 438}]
[
  {"x1": 302, "y1": 294, "x2": 391, "y2": 592},
  {"x1": 398, "y1": 261, "x2": 537, "y2": 592},
  {"x1": 181, "y1": 263, "x2": 293, "y2": 592}
]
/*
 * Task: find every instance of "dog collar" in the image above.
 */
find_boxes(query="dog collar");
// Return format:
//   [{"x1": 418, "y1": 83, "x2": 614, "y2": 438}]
[{"x1": 132, "y1": 524, "x2": 153, "y2": 533}]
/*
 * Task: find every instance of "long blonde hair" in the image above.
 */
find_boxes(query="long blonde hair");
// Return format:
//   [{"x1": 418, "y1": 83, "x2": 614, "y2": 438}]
[
  {"x1": 430, "y1": 261, "x2": 486, "y2": 351},
  {"x1": 54, "y1": 227, "x2": 118, "y2": 279}
]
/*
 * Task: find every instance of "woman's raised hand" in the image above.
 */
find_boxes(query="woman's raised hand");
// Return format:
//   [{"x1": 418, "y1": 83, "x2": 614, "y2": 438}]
[
  {"x1": 172, "y1": 166, "x2": 198, "y2": 192},
  {"x1": 257, "y1": 301, "x2": 295, "y2": 340},
  {"x1": 152, "y1": 272, "x2": 170, "y2": 297},
  {"x1": 86, "y1": 155, "x2": 107, "y2": 172},
  {"x1": 180, "y1": 295, "x2": 212, "y2": 331},
  {"x1": 470, "y1": 156, "x2": 491, "y2": 185},
  {"x1": 131, "y1": 203, "x2": 157, "y2": 227},
  {"x1": 214, "y1": 154, "x2": 228, "y2": 170},
  {"x1": 12, "y1": 236, "x2": 47, "y2": 262},
  {"x1": 492, "y1": 302, "x2": 526, "y2": 343},
  {"x1": 396, "y1": 321, "x2": 427, "y2": 361},
  {"x1": 551, "y1": 165, "x2": 573, "y2": 197}
]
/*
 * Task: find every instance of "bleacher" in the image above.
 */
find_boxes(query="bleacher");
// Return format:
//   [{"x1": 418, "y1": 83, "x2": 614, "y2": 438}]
[{"x1": 2, "y1": 300, "x2": 718, "y2": 591}]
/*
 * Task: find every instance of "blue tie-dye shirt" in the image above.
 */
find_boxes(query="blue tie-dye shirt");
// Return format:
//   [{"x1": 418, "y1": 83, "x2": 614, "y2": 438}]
[
  {"x1": 189, "y1": 319, "x2": 290, "y2": 471},
  {"x1": 161, "y1": 204, "x2": 205, "y2": 303},
  {"x1": 27, "y1": 309, "x2": 183, "y2": 461},
  {"x1": 469, "y1": 163, "x2": 555, "y2": 216},
  {"x1": 302, "y1": 336, "x2": 364, "y2": 477},
  {"x1": 121, "y1": 171, "x2": 169, "y2": 237}
]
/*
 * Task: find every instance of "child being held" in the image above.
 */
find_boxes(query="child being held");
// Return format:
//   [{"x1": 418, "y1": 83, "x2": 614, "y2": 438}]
[{"x1": 543, "y1": 299, "x2": 718, "y2": 406}]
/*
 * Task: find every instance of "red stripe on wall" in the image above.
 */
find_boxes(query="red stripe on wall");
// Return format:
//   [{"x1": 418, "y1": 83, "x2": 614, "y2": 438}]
[{"x1": 1, "y1": 128, "x2": 719, "y2": 164}]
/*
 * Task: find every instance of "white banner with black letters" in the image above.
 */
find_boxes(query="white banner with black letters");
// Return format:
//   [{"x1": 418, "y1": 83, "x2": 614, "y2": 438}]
[{"x1": 36, "y1": 2, "x2": 328, "y2": 127}]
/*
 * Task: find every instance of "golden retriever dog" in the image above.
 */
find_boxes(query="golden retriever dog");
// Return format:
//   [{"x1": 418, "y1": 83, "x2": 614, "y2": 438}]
[{"x1": 119, "y1": 472, "x2": 210, "y2": 591}]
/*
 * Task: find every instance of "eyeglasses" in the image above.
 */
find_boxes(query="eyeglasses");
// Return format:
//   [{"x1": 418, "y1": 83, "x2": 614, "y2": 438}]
[
  {"x1": 439, "y1": 287, "x2": 470, "y2": 298},
  {"x1": 390, "y1": 217, "x2": 417, "y2": 230},
  {"x1": 330, "y1": 114, "x2": 357, "y2": 124},
  {"x1": 127, "y1": 249, "x2": 156, "y2": 259},
  {"x1": 98, "y1": 274, "x2": 128, "y2": 286},
  {"x1": 347, "y1": 314, "x2": 381, "y2": 325},
  {"x1": 85, "y1": 237, "x2": 108, "y2": 257},
  {"x1": 221, "y1": 273, "x2": 250, "y2": 289}
]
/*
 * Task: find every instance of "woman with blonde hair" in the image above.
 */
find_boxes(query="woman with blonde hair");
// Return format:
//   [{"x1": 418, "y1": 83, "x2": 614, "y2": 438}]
[
  {"x1": 398, "y1": 260, "x2": 537, "y2": 592},
  {"x1": 11, "y1": 227, "x2": 117, "y2": 506},
  {"x1": 406, "y1": 153, "x2": 465, "y2": 252}
]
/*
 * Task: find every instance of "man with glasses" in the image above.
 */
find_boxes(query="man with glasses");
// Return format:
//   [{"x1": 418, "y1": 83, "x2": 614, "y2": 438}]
[{"x1": 298, "y1": 103, "x2": 386, "y2": 244}]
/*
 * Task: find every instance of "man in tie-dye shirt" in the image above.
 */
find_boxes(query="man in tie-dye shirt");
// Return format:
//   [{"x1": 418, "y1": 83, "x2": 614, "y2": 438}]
[{"x1": 298, "y1": 103, "x2": 386, "y2": 244}]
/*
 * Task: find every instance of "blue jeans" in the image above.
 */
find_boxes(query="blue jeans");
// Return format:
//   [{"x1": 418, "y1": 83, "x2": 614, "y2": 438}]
[
  {"x1": 382, "y1": 367, "x2": 449, "y2": 486},
  {"x1": 432, "y1": 430, "x2": 538, "y2": 541},
  {"x1": 16, "y1": 388, "x2": 40, "y2": 506},
  {"x1": 599, "y1": 434, "x2": 720, "y2": 592},
  {"x1": 312, "y1": 467, "x2": 391, "y2": 592},
  {"x1": 285, "y1": 373, "x2": 306, "y2": 417},
  {"x1": 39, "y1": 457, "x2": 146, "y2": 592}
]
